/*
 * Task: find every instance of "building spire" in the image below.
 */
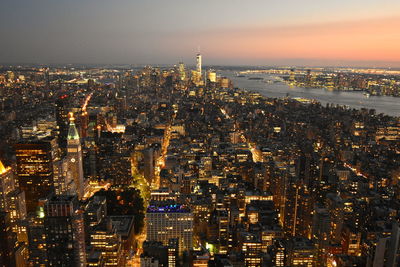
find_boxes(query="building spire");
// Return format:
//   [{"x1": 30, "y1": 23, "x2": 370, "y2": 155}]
[
  {"x1": 0, "y1": 160, "x2": 7, "y2": 175},
  {"x1": 67, "y1": 112, "x2": 80, "y2": 140}
]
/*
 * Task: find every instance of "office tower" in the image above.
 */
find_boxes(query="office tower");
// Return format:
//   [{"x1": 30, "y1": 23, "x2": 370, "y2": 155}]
[
  {"x1": 269, "y1": 240, "x2": 287, "y2": 267},
  {"x1": 83, "y1": 142, "x2": 97, "y2": 181},
  {"x1": 14, "y1": 243, "x2": 29, "y2": 267},
  {"x1": 67, "y1": 113, "x2": 85, "y2": 199},
  {"x1": 342, "y1": 224, "x2": 361, "y2": 256},
  {"x1": 386, "y1": 222, "x2": 400, "y2": 267},
  {"x1": 15, "y1": 137, "x2": 57, "y2": 212},
  {"x1": 196, "y1": 53, "x2": 202, "y2": 78},
  {"x1": 86, "y1": 251, "x2": 105, "y2": 267},
  {"x1": 168, "y1": 238, "x2": 179, "y2": 267},
  {"x1": 367, "y1": 224, "x2": 400, "y2": 267},
  {"x1": 191, "y1": 52, "x2": 203, "y2": 86},
  {"x1": 219, "y1": 77, "x2": 231, "y2": 88},
  {"x1": 146, "y1": 202, "x2": 193, "y2": 254},
  {"x1": 44, "y1": 194, "x2": 86, "y2": 267},
  {"x1": 253, "y1": 162, "x2": 268, "y2": 191},
  {"x1": 97, "y1": 131, "x2": 132, "y2": 185},
  {"x1": 44, "y1": 68, "x2": 50, "y2": 90},
  {"x1": 287, "y1": 237, "x2": 316, "y2": 266},
  {"x1": 89, "y1": 220, "x2": 123, "y2": 266},
  {"x1": 178, "y1": 62, "x2": 186, "y2": 81},
  {"x1": 326, "y1": 193, "x2": 343, "y2": 243},
  {"x1": 241, "y1": 233, "x2": 263, "y2": 267},
  {"x1": 274, "y1": 167, "x2": 312, "y2": 238},
  {"x1": 312, "y1": 206, "x2": 331, "y2": 265},
  {"x1": 27, "y1": 213, "x2": 47, "y2": 266},
  {"x1": 209, "y1": 209, "x2": 229, "y2": 254},
  {"x1": 191, "y1": 249, "x2": 210, "y2": 267},
  {"x1": 6, "y1": 71, "x2": 15, "y2": 82},
  {"x1": 206, "y1": 69, "x2": 217, "y2": 83},
  {"x1": 0, "y1": 212, "x2": 17, "y2": 266},
  {"x1": 296, "y1": 187, "x2": 313, "y2": 238},
  {"x1": 0, "y1": 210, "x2": 28, "y2": 267},
  {"x1": 6, "y1": 189, "x2": 27, "y2": 243},
  {"x1": 0, "y1": 160, "x2": 14, "y2": 210},
  {"x1": 276, "y1": 171, "x2": 299, "y2": 237},
  {"x1": 55, "y1": 95, "x2": 69, "y2": 148},
  {"x1": 53, "y1": 158, "x2": 76, "y2": 195},
  {"x1": 79, "y1": 111, "x2": 89, "y2": 139},
  {"x1": 141, "y1": 241, "x2": 169, "y2": 267}
]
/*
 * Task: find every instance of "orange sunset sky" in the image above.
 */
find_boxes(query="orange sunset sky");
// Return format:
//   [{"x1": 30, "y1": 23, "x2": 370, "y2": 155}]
[{"x1": 1, "y1": 0, "x2": 400, "y2": 66}]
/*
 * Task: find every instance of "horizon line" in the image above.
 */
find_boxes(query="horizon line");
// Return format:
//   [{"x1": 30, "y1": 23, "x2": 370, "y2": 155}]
[{"x1": 1, "y1": 62, "x2": 400, "y2": 70}]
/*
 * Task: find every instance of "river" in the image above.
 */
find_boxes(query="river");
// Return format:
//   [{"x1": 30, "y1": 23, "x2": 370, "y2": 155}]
[{"x1": 220, "y1": 71, "x2": 400, "y2": 117}]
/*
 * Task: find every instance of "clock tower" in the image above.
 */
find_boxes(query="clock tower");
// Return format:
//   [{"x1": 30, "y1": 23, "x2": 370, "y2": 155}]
[{"x1": 67, "y1": 113, "x2": 85, "y2": 199}]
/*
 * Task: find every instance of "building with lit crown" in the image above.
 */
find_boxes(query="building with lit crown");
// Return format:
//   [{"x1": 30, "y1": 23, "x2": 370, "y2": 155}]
[{"x1": 67, "y1": 113, "x2": 86, "y2": 199}]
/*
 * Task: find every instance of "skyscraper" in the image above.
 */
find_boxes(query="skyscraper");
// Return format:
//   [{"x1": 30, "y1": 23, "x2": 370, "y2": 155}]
[
  {"x1": 196, "y1": 53, "x2": 202, "y2": 78},
  {"x1": 206, "y1": 69, "x2": 217, "y2": 83},
  {"x1": 146, "y1": 202, "x2": 193, "y2": 254},
  {"x1": 15, "y1": 137, "x2": 57, "y2": 212},
  {"x1": 67, "y1": 113, "x2": 85, "y2": 199},
  {"x1": 0, "y1": 212, "x2": 17, "y2": 267},
  {"x1": 27, "y1": 213, "x2": 47, "y2": 266},
  {"x1": 89, "y1": 220, "x2": 123, "y2": 266},
  {"x1": 55, "y1": 95, "x2": 69, "y2": 148},
  {"x1": 178, "y1": 62, "x2": 186, "y2": 81},
  {"x1": 0, "y1": 160, "x2": 14, "y2": 210},
  {"x1": 44, "y1": 194, "x2": 86, "y2": 267}
]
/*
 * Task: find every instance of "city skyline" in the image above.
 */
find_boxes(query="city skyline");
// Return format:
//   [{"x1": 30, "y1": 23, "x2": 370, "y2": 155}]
[
  {"x1": 1, "y1": 1, "x2": 400, "y2": 266},
  {"x1": 1, "y1": 0, "x2": 400, "y2": 67},
  {"x1": 0, "y1": 51, "x2": 399, "y2": 266}
]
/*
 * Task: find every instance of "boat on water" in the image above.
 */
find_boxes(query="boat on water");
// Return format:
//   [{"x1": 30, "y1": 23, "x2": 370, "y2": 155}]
[
  {"x1": 363, "y1": 92, "x2": 371, "y2": 98},
  {"x1": 248, "y1": 77, "x2": 263, "y2": 80}
]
